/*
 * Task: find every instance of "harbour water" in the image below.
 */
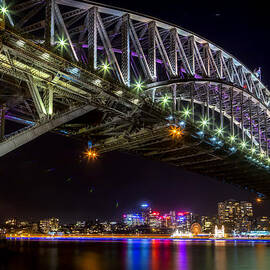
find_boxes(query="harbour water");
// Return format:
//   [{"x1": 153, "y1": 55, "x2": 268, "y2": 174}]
[{"x1": 1, "y1": 239, "x2": 270, "y2": 270}]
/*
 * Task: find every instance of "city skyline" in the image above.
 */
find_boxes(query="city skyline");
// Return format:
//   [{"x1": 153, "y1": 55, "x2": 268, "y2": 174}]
[{"x1": 2, "y1": 199, "x2": 270, "y2": 237}]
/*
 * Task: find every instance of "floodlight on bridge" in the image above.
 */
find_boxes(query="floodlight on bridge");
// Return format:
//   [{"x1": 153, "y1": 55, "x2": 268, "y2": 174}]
[
  {"x1": 160, "y1": 95, "x2": 170, "y2": 107},
  {"x1": 240, "y1": 141, "x2": 248, "y2": 149},
  {"x1": 199, "y1": 118, "x2": 209, "y2": 128},
  {"x1": 181, "y1": 107, "x2": 191, "y2": 118},
  {"x1": 0, "y1": 6, "x2": 7, "y2": 14},
  {"x1": 179, "y1": 121, "x2": 185, "y2": 128},
  {"x1": 229, "y1": 146, "x2": 237, "y2": 153},
  {"x1": 169, "y1": 126, "x2": 184, "y2": 139},
  {"x1": 100, "y1": 61, "x2": 111, "y2": 74},
  {"x1": 56, "y1": 38, "x2": 68, "y2": 49},
  {"x1": 85, "y1": 149, "x2": 98, "y2": 160},
  {"x1": 229, "y1": 135, "x2": 236, "y2": 143},
  {"x1": 215, "y1": 127, "x2": 224, "y2": 136},
  {"x1": 133, "y1": 80, "x2": 144, "y2": 92}
]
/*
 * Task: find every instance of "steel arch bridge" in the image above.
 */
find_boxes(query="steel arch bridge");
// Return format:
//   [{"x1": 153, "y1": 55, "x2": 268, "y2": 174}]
[{"x1": 0, "y1": 0, "x2": 270, "y2": 196}]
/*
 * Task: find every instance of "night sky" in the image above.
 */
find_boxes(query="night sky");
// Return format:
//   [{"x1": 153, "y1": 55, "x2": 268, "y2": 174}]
[{"x1": 1, "y1": 0, "x2": 270, "y2": 223}]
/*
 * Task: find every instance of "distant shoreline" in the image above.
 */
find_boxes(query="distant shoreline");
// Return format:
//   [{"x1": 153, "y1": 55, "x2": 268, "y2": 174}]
[{"x1": 5, "y1": 234, "x2": 270, "y2": 242}]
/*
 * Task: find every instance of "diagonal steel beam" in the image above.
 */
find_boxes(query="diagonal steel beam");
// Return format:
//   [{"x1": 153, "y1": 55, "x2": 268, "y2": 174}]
[
  {"x1": 96, "y1": 11, "x2": 125, "y2": 84},
  {"x1": 16, "y1": 2, "x2": 46, "y2": 29},
  {"x1": 0, "y1": 104, "x2": 94, "y2": 157},
  {"x1": 26, "y1": 75, "x2": 47, "y2": 119},
  {"x1": 54, "y1": 3, "x2": 79, "y2": 61}
]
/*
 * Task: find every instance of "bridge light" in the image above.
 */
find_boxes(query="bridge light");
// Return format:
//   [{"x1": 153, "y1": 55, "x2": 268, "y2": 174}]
[
  {"x1": 179, "y1": 120, "x2": 185, "y2": 127},
  {"x1": 240, "y1": 141, "x2": 247, "y2": 149},
  {"x1": 100, "y1": 60, "x2": 110, "y2": 74},
  {"x1": 256, "y1": 198, "x2": 262, "y2": 203},
  {"x1": 133, "y1": 80, "x2": 144, "y2": 92},
  {"x1": 199, "y1": 118, "x2": 209, "y2": 128},
  {"x1": 251, "y1": 147, "x2": 256, "y2": 154},
  {"x1": 1, "y1": 6, "x2": 7, "y2": 14},
  {"x1": 229, "y1": 135, "x2": 236, "y2": 143},
  {"x1": 259, "y1": 152, "x2": 265, "y2": 159},
  {"x1": 56, "y1": 38, "x2": 67, "y2": 48},
  {"x1": 85, "y1": 149, "x2": 98, "y2": 160},
  {"x1": 132, "y1": 98, "x2": 139, "y2": 105},
  {"x1": 161, "y1": 95, "x2": 170, "y2": 106},
  {"x1": 166, "y1": 115, "x2": 173, "y2": 121},
  {"x1": 182, "y1": 107, "x2": 191, "y2": 118},
  {"x1": 197, "y1": 131, "x2": 204, "y2": 137},
  {"x1": 215, "y1": 127, "x2": 224, "y2": 136},
  {"x1": 169, "y1": 126, "x2": 184, "y2": 138}
]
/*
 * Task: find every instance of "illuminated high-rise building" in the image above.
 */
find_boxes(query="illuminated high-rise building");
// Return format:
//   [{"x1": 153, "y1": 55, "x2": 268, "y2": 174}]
[
  {"x1": 218, "y1": 199, "x2": 253, "y2": 232},
  {"x1": 39, "y1": 218, "x2": 59, "y2": 234},
  {"x1": 240, "y1": 201, "x2": 253, "y2": 218},
  {"x1": 140, "y1": 203, "x2": 151, "y2": 225},
  {"x1": 149, "y1": 211, "x2": 161, "y2": 228},
  {"x1": 5, "y1": 218, "x2": 16, "y2": 227},
  {"x1": 123, "y1": 214, "x2": 144, "y2": 226},
  {"x1": 177, "y1": 212, "x2": 193, "y2": 232},
  {"x1": 256, "y1": 216, "x2": 270, "y2": 231},
  {"x1": 201, "y1": 216, "x2": 216, "y2": 233}
]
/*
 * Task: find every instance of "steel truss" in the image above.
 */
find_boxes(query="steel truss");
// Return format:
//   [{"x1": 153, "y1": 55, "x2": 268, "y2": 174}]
[{"x1": 0, "y1": 0, "x2": 270, "y2": 196}]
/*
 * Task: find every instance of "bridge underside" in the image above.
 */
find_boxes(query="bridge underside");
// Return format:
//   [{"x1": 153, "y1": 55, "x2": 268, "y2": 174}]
[
  {"x1": 94, "y1": 125, "x2": 270, "y2": 197},
  {"x1": 1, "y1": 0, "x2": 270, "y2": 199}
]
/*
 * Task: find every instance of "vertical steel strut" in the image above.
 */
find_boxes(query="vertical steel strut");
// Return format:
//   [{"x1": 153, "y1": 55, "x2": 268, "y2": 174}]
[{"x1": 87, "y1": 7, "x2": 97, "y2": 71}]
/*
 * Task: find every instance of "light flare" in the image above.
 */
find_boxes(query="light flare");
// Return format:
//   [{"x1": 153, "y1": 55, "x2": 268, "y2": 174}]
[
  {"x1": 1, "y1": 6, "x2": 7, "y2": 14},
  {"x1": 160, "y1": 95, "x2": 170, "y2": 107},
  {"x1": 85, "y1": 149, "x2": 98, "y2": 160},
  {"x1": 182, "y1": 107, "x2": 191, "y2": 118},
  {"x1": 169, "y1": 126, "x2": 184, "y2": 139},
  {"x1": 215, "y1": 127, "x2": 224, "y2": 136},
  {"x1": 57, "y1": 38, "x2": 67, "y2": 47},
  {"x1": 199, "y1": 117, "x2": 209, "y2": 128},
  {"x1": 133, "y1": 80, "x2": 144, "y2": 92},
  {"x1": 256, "y1": 198, "x2": 262, "y2": 203},
  {"x1": 100, "y1": 60, "x2": 110, "y2": 74}
]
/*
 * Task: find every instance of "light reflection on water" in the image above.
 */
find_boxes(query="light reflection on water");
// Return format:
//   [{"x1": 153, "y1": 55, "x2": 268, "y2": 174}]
[{"x1": 1, "y1": 239, "x2": 270, "y2": 270}]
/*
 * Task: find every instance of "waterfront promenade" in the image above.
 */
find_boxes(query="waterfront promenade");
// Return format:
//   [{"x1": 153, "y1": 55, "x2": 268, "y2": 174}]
[{"x1": 5, "y1": 234, "x2": 270, "y2": 242}]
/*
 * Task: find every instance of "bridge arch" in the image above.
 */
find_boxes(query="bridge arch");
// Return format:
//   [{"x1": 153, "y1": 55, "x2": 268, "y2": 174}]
[{"x1": 146, "y1": 79, "x2": 270, "y2": 153}]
